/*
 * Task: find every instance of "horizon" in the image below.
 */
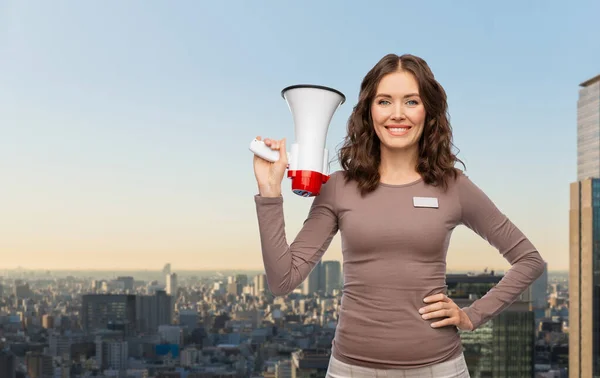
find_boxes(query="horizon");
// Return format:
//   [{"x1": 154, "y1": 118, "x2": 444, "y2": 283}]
[{"x1": 0, "y1": 264, "x2": 566, "y2": 274}]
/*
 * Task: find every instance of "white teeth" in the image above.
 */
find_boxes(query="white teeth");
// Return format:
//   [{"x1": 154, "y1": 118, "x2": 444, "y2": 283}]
[{"x1": 389, "y1": 128, "x2": 410, "y2": 132}]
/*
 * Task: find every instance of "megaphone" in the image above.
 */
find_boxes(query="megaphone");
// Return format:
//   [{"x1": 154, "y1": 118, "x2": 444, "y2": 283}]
[{"x1": 250, "y1": 84, "x2": 345, "y2": 197}]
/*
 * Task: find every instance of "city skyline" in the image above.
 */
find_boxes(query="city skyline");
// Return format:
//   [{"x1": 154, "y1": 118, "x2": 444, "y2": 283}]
[{"x1": 2, "y1": 2, "x2": 600, "y2": 271}]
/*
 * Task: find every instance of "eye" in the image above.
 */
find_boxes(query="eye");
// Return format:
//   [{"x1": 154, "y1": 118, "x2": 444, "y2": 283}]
[
  {"x1": 406, "y1": 99, "x2": 419, "y2": 106},
  {"x1": 377, "y1": 99, "x2": 391, "y2": 105}
]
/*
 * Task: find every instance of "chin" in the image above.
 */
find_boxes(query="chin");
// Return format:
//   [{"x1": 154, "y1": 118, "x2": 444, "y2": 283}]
[{"x1": 380, "y1": 140, "x2": 417, "y2": 152}]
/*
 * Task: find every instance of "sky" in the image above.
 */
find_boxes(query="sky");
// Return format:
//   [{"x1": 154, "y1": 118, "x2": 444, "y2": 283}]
[{"x1": 1, "y1": 1, "x2": 599, "y2": 272}]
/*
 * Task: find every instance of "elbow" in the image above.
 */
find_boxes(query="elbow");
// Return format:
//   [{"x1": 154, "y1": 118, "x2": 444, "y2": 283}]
[
  {"x1": 529, "y1": 250, "x2": 547, "y2": 279},
  {"x1": 264, "y1": 266, "x2": 303, "y2": 297},
  {"x1": 265, "y1": 277, "x2": 294, "y2": 297},
  {"x1": 536, "y1": 256, "x2": 547, "y2": 279}
]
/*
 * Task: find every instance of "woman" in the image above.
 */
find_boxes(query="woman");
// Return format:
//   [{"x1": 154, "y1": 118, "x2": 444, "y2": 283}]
[{"x1": 252, "y1": 53, "x2": 546, "y2": 378}]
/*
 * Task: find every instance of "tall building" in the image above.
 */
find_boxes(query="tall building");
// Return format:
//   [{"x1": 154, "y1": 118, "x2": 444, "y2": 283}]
[
  {"x1": 299, "y1": 260, "x2": 341, "y2": 296},
  {"x1": 96, "y1": 340, "x2": 128, "y2": 371},
  {"x1": 577, "y1": 74, "x2": 600, "y2": 181},
  {"x1": 570, "y1": 73, "x2": 600, "y2": 378},
  {"x1": 323, "y1": 260, "x2": 342, "y2": 295},
  {"x1": 448, "y1": 273, "x2": 536, "y2": 378},
  {"x1": 254, "y1": 273, "x2": 267, "y2": 296},
  {"x1": 136, "y1": 290, "x2": 173, "y2": 334},
  {"x1": 569, "y1": 178, "x2": 600, "y2": 378},
  {"x1": 520, "y1": 261, "x2": 549, "y2": 322},
  {"x1": 81, "y1": 294, "x2": 137, "y2": 337},
  {"x1": 166, "y1": 273, "x2": 178, "y2": 297},
  {"x1": 25, "y1": 351, "x2": 53, "y2": 378},
  {"x1": 302, "y1": 261, "x2": 322, "y2": 295}
]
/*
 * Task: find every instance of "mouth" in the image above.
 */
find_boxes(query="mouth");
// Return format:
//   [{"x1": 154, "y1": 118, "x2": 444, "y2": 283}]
[{"x1": 384, "y1": 125, "x2": 412, "y2": 136}]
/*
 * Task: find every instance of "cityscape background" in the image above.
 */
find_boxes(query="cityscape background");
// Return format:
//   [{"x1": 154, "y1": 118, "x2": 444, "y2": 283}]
[{"x1": 1, "y1": 1, "x2": 599, "y2": 378}]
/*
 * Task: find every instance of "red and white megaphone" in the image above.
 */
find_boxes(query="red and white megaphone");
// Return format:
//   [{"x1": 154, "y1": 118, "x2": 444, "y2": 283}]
[{"x1": 250, "y1": 84, "x2": 345, "y2": 197}]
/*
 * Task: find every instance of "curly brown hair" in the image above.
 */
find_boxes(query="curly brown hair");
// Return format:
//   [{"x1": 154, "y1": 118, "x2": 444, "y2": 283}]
[{"x1": 337, "y1": 53, "x2": 465, "y2": 196}]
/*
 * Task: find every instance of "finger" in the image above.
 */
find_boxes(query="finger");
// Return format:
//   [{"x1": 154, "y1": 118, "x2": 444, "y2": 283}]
[
  {"x1": 430, "y1": 317, "x2": 458, "y2": 328},
  {"x1": 256, "y1": 136, "x2": 262, "y2": 141},
  {"x1": 421, "y1": 308, "x2": 454, "y2": 320},
  {"x1": 279, "y1": 138, "x2": 287, "y2": 163},
  {"x1": 419, "y1": 301, "x2": 447, "y2": 314},
  {"x1": 423, "y1": 293, "x2": 449, "y2": 303}
]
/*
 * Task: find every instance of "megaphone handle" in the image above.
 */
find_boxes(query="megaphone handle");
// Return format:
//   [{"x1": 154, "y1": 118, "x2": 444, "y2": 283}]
[{"x1": 249, "y1": 138, "x2": 289, "y2": 164}]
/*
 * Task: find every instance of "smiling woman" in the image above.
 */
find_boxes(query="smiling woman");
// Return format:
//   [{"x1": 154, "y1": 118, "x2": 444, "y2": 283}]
[
  {"x1": 252, "y1": 53, "x2": 546, "y2": 378},
  {"x1": 338, "y1": 54, "x2": 463, "y2": 196}
]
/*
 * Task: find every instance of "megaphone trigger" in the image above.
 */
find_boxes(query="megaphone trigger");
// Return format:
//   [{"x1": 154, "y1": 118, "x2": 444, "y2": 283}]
[{"x1": 249, "y1": 138, "x2": 279, "y2": 163}]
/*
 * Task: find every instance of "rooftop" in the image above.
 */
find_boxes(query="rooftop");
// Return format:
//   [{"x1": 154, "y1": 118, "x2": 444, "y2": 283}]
[{"x1": 580, "y1": 74, "x2": 600, "y2": 87}]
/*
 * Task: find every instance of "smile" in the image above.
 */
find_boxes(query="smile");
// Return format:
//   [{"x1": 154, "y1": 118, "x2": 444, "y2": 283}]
[{"x1": 385, "y1": 125, "x2": 412, "y2": 136}]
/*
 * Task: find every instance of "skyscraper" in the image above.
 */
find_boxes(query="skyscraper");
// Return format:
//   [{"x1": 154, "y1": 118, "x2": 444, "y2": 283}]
[
  {"x1": 577, "y1": 74, "x2": 600, "y2": 181},
  {"x1": 569, "y1": 73, "x2": 600, "y2": 378},
  {"x1": 166, "y1": 273, "x2": 178, "y2": 297},
  {"x1": 302, "y1": 260, "x2": 322, "y2": 295},
  {"x1": 448, "y1": 273, "x2": 536, "y2": 377},
  {"x1": 323, "y1": 260, "x2": 342, "y2": 294}
]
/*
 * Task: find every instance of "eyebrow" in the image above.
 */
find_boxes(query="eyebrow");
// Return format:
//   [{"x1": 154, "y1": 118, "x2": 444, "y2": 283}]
[{"x1": 375, "y1": 92, "x2": 420, "y2": 98}]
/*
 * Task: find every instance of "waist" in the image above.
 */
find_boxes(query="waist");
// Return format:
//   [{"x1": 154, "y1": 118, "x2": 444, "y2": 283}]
[
  {"x1": 333, "y1": 283, "x2": 462, "y2": 368},
  {"x1": 342, "y1": 260, "x2": 448, "y2": 290}
]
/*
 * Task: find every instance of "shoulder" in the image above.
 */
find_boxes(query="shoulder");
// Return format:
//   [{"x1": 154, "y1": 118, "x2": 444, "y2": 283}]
[
  {"x1": 445, "y1": 169, "x2": 475, "y2": 192},
  {"x1": 314, "y1": 170, "x2": 353, "y2": 203},
  {"x1": 446, "y1": 169, "x2": 498, "y2": 212},
  {"x1": 324, "y1": 170, "x2": 348, "y2": 186},
  {"x1": 320, "y1": 170, "x2": 345, "y2": 195},
  {"x1": 325, "y1": 170, "x2": 356, "y2": 193},
  {"x1": 440, "y1": 169, "x2": 487, "y2": 205}
]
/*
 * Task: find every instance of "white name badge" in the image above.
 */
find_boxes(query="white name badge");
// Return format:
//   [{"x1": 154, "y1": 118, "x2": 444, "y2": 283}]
[{"x1": 413, "y1": 197, "x2": 439, "y2": 208}]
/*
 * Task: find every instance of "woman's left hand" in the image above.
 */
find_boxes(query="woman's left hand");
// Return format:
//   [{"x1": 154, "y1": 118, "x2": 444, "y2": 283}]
[{"x1": 419, "y1": 293, "x2": 474, "y2": 331}]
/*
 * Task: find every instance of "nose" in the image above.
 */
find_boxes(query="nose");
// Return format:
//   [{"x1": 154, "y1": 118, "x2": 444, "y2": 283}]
[{"x1": 390, "y1": 103, "x2": 405, "y2": 120}]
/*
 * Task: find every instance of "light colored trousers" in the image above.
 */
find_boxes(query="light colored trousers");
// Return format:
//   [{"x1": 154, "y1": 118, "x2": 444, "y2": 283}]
[{"x1": 326, "y1": 353, "x2": 471, "y2": 378}]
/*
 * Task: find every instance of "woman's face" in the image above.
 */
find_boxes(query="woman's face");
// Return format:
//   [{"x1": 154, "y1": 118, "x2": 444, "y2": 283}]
[{"x1": 370, "y1": 70, "x2": 426, "y2": 154}]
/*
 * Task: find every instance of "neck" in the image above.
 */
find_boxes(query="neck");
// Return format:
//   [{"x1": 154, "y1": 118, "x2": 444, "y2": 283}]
[{"x1": 378, "y1": 145, "x2": 421, "y2": 185}]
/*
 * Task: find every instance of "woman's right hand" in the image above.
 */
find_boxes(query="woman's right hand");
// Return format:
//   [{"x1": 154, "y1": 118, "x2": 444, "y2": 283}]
[{"x1": 253, "y1": 136, "x2": 288, "y2": 197}]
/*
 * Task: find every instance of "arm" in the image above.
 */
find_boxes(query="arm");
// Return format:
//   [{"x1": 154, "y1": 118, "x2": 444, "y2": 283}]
[
  {"x1": 254, "y1": 171, "x2": 340, "y2": 296},
  {"x1": 457, "y1": 173, "x2": 546, "y2": 330}
]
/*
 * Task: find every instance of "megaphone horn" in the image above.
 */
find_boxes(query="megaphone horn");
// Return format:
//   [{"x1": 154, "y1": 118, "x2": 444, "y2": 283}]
[
  {"x1": 249, "y1": 84, "x2": 345, "y2": 197},
  {"x1": 283, "y1": 84, "x2": 345, "y2": 197}
]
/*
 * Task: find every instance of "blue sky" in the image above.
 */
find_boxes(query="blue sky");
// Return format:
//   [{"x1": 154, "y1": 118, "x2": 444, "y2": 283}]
[{"x1": 1, "y1": 1, "x2": 598, "y2": 271}]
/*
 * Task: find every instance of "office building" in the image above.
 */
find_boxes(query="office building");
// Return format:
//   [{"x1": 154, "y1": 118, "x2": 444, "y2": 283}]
[
  {"x1": 448, "y1": 273, "x2": 536, "y2": 377},
  {"x1": 570, "y1": 73, "x2": 600, "y2": 378},
  {"x1": 323, "y1": 261, "x2": 342, "y2": 295},
  {"x1": 166, "y1": 273, "x2": 178, "y2": 297},
  {"x1": 0, "y1": 350, "x2": 16, "y2": 378},
  {"x1": 136, "y1": 290, "x2": 173, "y2": 334},
  {"x1": 577, "y1": 74, "x2": 600, "y2": 181},
  {"x1": 81, "y1": 294, "x2": 137, "y2": 337}
]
